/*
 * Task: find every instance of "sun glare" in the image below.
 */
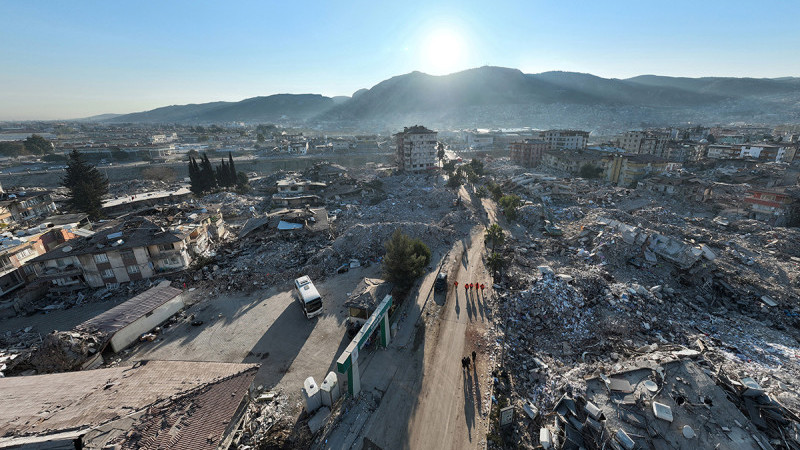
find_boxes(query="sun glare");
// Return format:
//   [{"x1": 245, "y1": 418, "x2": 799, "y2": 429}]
[{"x1": 423, "y1": 29, "x2": 464, "y2": 75}]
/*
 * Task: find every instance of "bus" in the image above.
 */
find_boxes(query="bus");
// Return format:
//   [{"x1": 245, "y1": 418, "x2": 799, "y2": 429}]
[{"x1": 294, "y1": 275, "x2": 323, "y2": 319}]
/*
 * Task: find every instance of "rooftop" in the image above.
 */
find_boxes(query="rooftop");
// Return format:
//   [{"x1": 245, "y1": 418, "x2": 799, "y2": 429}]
[
  {"x1": 0, "y1": 360, "x2": 258, "y2": 444},
  {"x1": 345, "y1": 277, "x2": 394, "y2": 310},
  {"x1": 31, "y1": 216, "x2": 182, "y2": 263},
  {"x1": 76, "y1": 281, "x2": 183, "y2": 336}
]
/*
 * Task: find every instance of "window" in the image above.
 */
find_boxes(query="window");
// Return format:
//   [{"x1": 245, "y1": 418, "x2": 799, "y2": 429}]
[
  {"x1": 126, "y1": 265, "x2": 140, "y2": 274},
  {"x1": 102, "y1": 269, "x2": 115, "y2": 279},
  {"x1": 158, "y1": 243, "x2": 174, "y2": 252},
  {"x1": 120, "y1": 249, "x2": 134, "y2": 260},
  {"x1": 94, "y1": 253, "x2": 109, "y2": 263}
]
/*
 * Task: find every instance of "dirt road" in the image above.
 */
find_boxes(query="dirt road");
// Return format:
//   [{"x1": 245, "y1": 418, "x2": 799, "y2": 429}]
[{"x1": 405, "y1": 225, "x2": 493, "y2": 449}]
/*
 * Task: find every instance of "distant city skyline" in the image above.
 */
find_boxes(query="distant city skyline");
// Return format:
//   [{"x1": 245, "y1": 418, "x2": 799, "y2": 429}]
[{"x1": 2, "y1": 0, "x2": 799, "y2": 120}]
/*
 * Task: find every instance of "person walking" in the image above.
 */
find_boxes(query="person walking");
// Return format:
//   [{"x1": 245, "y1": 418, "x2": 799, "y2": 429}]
[
  {"x1": 472, "y1": 351, "x2": 477, "y2": 364},
  {"x1": 464, "y1": 356, "x2": 471, "y2": 370}
]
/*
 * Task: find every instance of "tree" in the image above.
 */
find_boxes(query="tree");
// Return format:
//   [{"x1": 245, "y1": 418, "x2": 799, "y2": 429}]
[
  {"x1": 24, "y1": 134, "x2": 53, "y2": 155},
  {"x1": 228, "y1": 152, "x2": 237, "y2": 184},
  {"x1": 62, "y1": 149, "x2": 108, "y2": 220},
  {"x1": 442, "y1": 160, "x2": 457, "y2": 175},
  {"x1": 469, "y1": 158, "x2": 484, "y2": 176},
  {"x1": 499, "y1": 194, "x2": 522, "y2": 221},
  {"x1": 446, "y1": 170, "x2": 464, "y2": 189},
  {"x1": 487, "y1": 252, "x2": 506, "y2": 280},
  {"x1": 382, "y1": 229, "x2": 431, "y2": 291},
  {"x1": 706, "y1": 134, "x2": 716, "y2": 144},
  {"x1": 0, "y1": 141, "x2": 27, "y2": 157},
  {"x1": 257, "y1": 133, "x2": 265, "y2": 143},
  {"x1": 188, "y1": 157, "x2": 202, "y2": 195},
  {"x1": 485, "y1": 224, "x2": 505, "y2": 252},
  {"x1": 486, "y1": 180, "x2": 503, "y2": 201},
  {"x1": 436, "y1": 142, "x2": 445, "y2": 167},
  {"x1": 475, "y1": 185, "x2": 489, "y2": 198},
  {"x1": 199, "y1": 153, "x2": 216, "y2": 191}
]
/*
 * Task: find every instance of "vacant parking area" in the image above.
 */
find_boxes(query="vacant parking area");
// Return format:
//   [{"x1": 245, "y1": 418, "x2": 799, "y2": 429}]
[{"x1": 125, "y1": 265, "x2": 379, "y2": 398}]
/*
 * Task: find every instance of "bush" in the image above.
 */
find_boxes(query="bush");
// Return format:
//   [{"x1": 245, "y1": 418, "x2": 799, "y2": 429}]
[{"x1": 382, "y1": 229, "x2": 431, "y2": 291}]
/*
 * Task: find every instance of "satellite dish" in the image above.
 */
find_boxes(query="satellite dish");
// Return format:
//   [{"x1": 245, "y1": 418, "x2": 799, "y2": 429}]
[{"x1": 62, "y1": 245, "x2": 73, "y2": 253}]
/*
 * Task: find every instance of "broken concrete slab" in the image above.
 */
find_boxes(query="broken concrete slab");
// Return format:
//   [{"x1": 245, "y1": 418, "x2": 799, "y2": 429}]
[{"x1": 307, "y1": 406, "x2": 331, "y2": 434}]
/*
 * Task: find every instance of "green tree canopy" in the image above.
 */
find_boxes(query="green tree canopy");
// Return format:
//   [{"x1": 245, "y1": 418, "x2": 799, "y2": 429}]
[
  {"x1": 24, "y1": 134, "x2": 53, "y2": 155},
  {"x1": 62, "y1": 149, "x2": 108, "y2": 220},
  {"x1": 499, "y1": 194, "x2": 522, "y2": 221},
  {"x1": 382, "y1": 229, "x2": 431, "y2": 291},
  {"x1": 485, "y1": 224, "x2": 505, "y2": 252}
]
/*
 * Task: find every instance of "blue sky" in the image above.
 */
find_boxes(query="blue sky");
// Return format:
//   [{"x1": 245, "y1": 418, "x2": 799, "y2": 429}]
[{"x1": 2, "y1": 0, "x2": 799, "y2": 120}]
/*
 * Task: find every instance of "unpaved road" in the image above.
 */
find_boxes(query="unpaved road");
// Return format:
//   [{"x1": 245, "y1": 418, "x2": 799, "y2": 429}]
[{"x1": 405, "y1": 225, "x2": 493, "y2": 449}]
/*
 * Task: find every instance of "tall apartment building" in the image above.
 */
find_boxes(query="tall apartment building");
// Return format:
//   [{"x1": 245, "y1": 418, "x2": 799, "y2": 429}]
[
  {"x1": 395, "y1": 125, "x2": 438, "y2": 172},
  {"x1": 619, "y1": 131, "x2": 669, "y2": 156},
  {"x1": 509, "y1": 139, "x2": 548, "y2": 167},
  {"x1": 541, "y1": 130, "x2": 589, "y2": 150}
]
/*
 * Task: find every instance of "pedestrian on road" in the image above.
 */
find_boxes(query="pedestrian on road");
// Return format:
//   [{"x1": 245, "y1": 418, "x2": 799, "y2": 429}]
[
  {"x1": 464, "y1": 283, "x2": 468, "y2": 294},
  {"x1": 454, "y1": 281, "x2": 458, "y2": 288},
  {"x1": 465, "y1": 357, "x2": 471, "y2": 370},
  {"x1": 472, "y1": 351, "x2": 477, "y2": 364},
  {"x1": 480, "y1": 284, "x2": 485, "y2": 292}
]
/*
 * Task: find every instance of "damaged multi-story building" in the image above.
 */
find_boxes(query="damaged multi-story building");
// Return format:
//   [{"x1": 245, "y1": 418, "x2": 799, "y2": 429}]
[{"x1": 31, "y1": 209, "x2": 227, "y2": 290}]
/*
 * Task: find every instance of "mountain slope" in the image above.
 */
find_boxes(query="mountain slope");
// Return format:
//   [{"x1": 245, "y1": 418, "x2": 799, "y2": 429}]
[
  {"x1": 108, "y1": 94, "x2": 335, "y2": 124},
  {"x1": 105, "y1": 67, "x2": 800, "y2": 129}
]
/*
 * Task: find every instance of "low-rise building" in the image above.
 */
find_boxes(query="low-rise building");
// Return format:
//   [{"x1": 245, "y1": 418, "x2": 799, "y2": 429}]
[
  {"x1": 31, "y1": 216, "x2": 192, "y2": 289},
  {"x1": 395, "y1": 125, "x2": 438, "y2": 172},
  {"x1": 76, "y1": 282, "x2": 185, "y2": 353},
  {"x1": 0, "y1": 191, "x2": 57, "y2": 224},
  {"x1": 0, "y1": 237, "x2": 42, "y2": 296},
  {"x1": 742, "y1": 187, "x2": 800, "y2": 226}
]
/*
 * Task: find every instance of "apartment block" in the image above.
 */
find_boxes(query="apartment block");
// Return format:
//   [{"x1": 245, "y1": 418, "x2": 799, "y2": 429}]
[
  {"x1": 395, "y1": 125, "x2": 438, "y2": 172},
  {"x1": 510, "y1": 139, "x2": 548, "y2": 167}
]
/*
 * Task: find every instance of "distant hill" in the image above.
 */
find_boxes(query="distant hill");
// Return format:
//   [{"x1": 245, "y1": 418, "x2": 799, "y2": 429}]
[
  {"x1": 106, "y1": 67, "x2": 800, "y2": 131},
  {"x1": 108, "y1": 94, "x2": 335, "y2": 124},
  {"x1": 75, "y1": 113, "x2": 123, "y2": 122}
]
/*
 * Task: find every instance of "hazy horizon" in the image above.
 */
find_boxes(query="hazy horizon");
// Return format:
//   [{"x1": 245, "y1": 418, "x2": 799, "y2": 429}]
[{"x1": 2, "y1": 0, "x2": 799, "y2": 121}]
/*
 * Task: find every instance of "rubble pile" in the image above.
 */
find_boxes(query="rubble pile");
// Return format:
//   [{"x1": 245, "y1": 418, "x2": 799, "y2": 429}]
[
  {"x1": 332, "y1": 222, "x2": 456, "y2": 261},
  {"x1": 14, "y1": 330, "x2": 105, "y2": 375},
  {"x1": 235, "y1": 390, "x2": 299, "y2": 449},
  {"x1": 108, "y1": 179, "x2": 175, "y2": 196},
  {"x1": 202, "y1": 191, "x2": 267, "y2": 220}
]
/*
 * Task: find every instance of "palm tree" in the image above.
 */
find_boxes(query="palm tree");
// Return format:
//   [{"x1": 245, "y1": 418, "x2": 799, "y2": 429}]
[
  {"x1": 487, "y1": 252, "x2": 505, "y2": 281},
  {"x1": 485, "y1": 223, "x2": 505, "y2": 252}
]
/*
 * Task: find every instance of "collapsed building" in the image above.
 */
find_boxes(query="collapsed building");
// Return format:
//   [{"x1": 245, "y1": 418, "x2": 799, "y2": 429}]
[{"x1": 0, "y1": 360, "x2": 258, "y2": 450}]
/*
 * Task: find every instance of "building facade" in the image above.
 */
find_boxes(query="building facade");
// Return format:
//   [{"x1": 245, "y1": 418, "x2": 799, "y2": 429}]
[
  {"x1": 509, "y1": 139, "x2": 548, "y2": 167},
  {"x1": 395, "y1": 125, "x2": 438, "y2": 172},
  {"x1": 618, "y1": 131, "x2": 669, "y2": 156},
  {"x1": 541, "y1": 130, "x2": 589, "y2": 150}
]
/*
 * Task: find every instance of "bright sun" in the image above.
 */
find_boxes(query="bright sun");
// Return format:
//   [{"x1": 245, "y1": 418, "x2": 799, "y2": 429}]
[{"x1": 423, "y1": 29, "x2": 464, "y2": 75}]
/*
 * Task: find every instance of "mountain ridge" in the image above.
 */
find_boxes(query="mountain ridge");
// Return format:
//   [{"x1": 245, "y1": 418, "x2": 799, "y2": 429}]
[{"x1": 106, "y1": 66, "x2": 800, "y2": 130}]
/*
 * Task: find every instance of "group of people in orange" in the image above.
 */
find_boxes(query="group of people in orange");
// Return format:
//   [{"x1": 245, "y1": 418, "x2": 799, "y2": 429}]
[{"x1": 453, "y1": 281, "x2": 485, "y2": 293}]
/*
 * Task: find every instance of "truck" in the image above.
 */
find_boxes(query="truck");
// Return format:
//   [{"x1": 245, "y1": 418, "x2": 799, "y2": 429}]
[{"x1": 294, "y1": 275, "x2": 323, "y2": 319}]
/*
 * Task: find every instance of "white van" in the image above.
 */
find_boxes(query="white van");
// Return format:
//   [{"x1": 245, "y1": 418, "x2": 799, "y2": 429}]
[{"x1": 294, "y1": 275, "x2": 323, "y2": 319}]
